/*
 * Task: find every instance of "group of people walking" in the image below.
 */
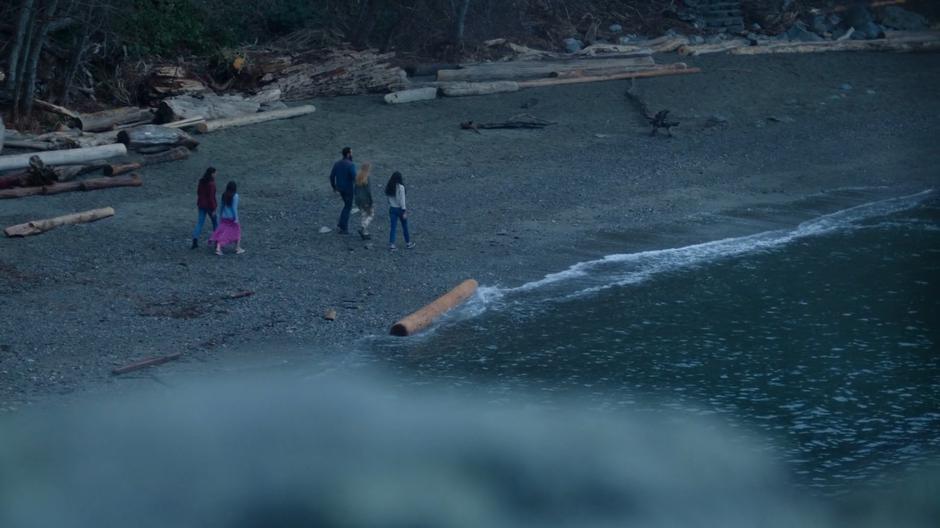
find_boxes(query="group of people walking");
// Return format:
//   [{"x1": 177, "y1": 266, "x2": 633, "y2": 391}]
[{"x1": 191, "y1": 147, "x2": 414, "y2": 255}]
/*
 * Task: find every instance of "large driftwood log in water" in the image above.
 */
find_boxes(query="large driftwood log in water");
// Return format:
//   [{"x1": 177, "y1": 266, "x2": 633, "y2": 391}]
[
  {"x1": 390, "y1": 279, "x2": 478, "y2": 336},
  {"x1": 0, "y1": 144, "x2": 127, "y2": 172},
  {"x1": 71, "y1": 107, "x2": 155, "y2": 132},
  {"x1": 5, "y1": 207, "x2": 115, "y2": 237},
  {"x1": 117, "y1": 125, "x2": 199, "y2": 151}
]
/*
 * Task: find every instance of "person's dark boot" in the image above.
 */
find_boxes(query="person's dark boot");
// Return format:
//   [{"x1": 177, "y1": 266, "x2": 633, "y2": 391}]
[{"x1": 191, "y1": 238, "x2": 198, "y2": 249}]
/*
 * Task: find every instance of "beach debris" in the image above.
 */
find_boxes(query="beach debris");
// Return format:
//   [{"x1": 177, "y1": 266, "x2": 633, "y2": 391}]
[
  {"x1": 384, "y1": 87, "x2": 438, "y2": 104},
  {"x1": 625, "y1": 79, "x2": 679, "y2": 137},
  {"x1": 0, "y1": 143, "x2": 127, "y2": 172},
  {"x1": 117, "y1": 125, "x2": 200, "y2": 152},
  {"x1": 195, "y1": 105, "x2": 316, "y2": 134},
  {"x1": 4, "y1": 207, "x2": 115, "y2": 237},
  {"x1": 0, "y1": 174, "x2": 142, "y2": 200},
  {"x1": 223, "y1": 290, "x2": 255, "y2": 300},
  {"x1": 139, "y1": 146, "x2": 190, "y2": 166},
  {"x1": 439, "y1": 81, "x2": 519, "y2": 97},
  {"x1": 460, "y1": 114, "x2": 554, "y2": 133},
  {"x1": 70, "y1": 107, "x2": 156, "y2": 133},
  {"x1": 324, "y1": 309, "x2": 337, "y2": 321},
  {"x1": 111, "y1": 352, "x2": 182, "y2": 375},
  {"x1": 390, "y1": 279, "x2": 478, "y2": 337},
  {"x1": 104, "y1": 163, "x2": 142, "y2": 176},
  {"x1": 729, "y1": 31, "x2": 940, "y2": 55}
]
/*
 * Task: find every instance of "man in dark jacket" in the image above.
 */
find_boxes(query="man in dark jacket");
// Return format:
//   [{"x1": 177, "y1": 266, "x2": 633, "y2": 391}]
[{"x1": 329, "y1": 146, "x2": 357, "y2": 234}]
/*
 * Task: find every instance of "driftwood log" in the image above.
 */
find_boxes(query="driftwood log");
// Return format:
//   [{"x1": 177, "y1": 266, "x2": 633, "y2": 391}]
[
  {"x1": 4, "y1": 207, "x2": 115, "y2": 237},
  {"x1": 0, "y1": 116, "x2": 4, "y2": 153},
  {"x1": 163, "y1": 116, "x2": 206, "y2": 129},
  {"x1": 195, "y1": 105, "x2": 316, "y2": 133},
  {"x1": 390, "y1": 279, "x2": 478, "y2": 336},
  {"x1": 0, "y1": 174, "x2": 142, "y2": 199},
  {"x1": 250, "y1": 47, "x2": 408, "y2": 99},
  {"x1": 71, "y1": 107, "x2": 155, "y2": 132},
  {"x1": 440, "y1": 81, "x2": 520, "y2": 97},
  {"x1": 0, "y1": 144, "x2": 127, "y2": 172},
  {"x1": 112, "y1": 352, "x2": 182, "y2": 375},
  {"x1": 139, "y1": 146, "x2": 190, "y2": 166},
  {"x1": 460, "y1": 114, "x2": 555, "y2": 132},
  {"x1": 157, "y1": 94, "x2": 260, "y2": 122},
  {"x1": 731, "y1": 31, "x2": 940, "y2": 55},
  {"x1": 625, "y1": 80, "x2": 679, "y2": 136},
  {"x1": 516, "y1": 64, "x2": 700, "y2": 88},
  {"x1": 678, "y1": 39, "x2": 750, "y2": 56},
  {"x1": 384, "y1": 87, "x2": 439, "y2": 104},
  {"x1": 104, "y1": 163, "x2": 142, "y2": 176},
  {"x1": 117, "y1": 125, "x2": 199, "y2": 151},
  {"x1": 33, "y1": 99, "x2": 80, "y2": 119},
  {"x1": 436, "y1": 55, "x2": 655, "y2": 82}
]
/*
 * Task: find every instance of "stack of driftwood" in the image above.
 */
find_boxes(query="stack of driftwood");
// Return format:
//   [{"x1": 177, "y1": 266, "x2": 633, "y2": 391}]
[{"x1": 384, "y1": 38, "x2": 701, "y2": 104}]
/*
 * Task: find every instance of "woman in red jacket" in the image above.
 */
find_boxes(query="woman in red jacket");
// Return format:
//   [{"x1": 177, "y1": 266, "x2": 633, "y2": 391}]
[{"x1": 191, "y1": 167, "x2": 218, "y2": 249}]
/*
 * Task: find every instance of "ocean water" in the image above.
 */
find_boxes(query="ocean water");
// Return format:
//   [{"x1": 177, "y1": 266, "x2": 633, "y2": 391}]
[{"x1": 360, "y1": 190, "x2": 940, "y2": 495}]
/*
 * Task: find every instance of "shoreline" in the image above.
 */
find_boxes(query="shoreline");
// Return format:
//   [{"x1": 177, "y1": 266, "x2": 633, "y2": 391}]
[{"x1": 1, "y1": 51, "x2": 938, "y2": 411}]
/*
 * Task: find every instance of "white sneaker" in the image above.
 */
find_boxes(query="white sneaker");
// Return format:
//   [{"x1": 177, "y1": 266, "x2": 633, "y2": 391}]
[
  {"x1": 406, "y1": 242, "x2": 416, "y2": 249},
  {"x1": 389, "y1": 244, "x2": 397, "y2": 251}
]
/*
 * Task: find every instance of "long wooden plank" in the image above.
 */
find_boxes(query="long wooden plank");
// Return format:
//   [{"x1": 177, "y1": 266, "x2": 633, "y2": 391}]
[
  {"x1": 436, "y1": 56, "x2": 656, "y2": 82},
  {"x1": 516, "y1": 64, "x2": 701, "y2": 88}
]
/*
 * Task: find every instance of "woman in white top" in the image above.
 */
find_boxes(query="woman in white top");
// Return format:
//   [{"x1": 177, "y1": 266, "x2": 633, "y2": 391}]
[{"x1": 384, "y1": 171, "x2": 414, "y2": 250}]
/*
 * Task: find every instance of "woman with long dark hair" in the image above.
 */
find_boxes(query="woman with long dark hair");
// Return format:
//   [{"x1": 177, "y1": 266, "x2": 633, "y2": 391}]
[
  {"x1": 191, "y1": 167, "x2": 218, "y2": 249},
  {"x1": 385, "y1": 171, "x2": 414, "y2": 250},
  {"x1": 209, "y1": 181, "x2": 245, "y2": 255}
]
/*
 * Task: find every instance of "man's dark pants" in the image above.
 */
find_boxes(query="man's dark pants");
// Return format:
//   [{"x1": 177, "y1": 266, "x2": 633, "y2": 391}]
[{"x1": 337, "y1": 190, "x2": 354, "y2": 232}]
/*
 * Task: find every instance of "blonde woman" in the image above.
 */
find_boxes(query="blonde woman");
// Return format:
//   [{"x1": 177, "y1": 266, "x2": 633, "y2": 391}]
[{"x1": 354, "y1": 162, "x2": 375, "y2": 240}]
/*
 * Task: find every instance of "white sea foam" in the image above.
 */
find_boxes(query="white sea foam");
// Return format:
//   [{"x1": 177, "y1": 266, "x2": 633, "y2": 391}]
[{"x1": 476, "y1": 189, "x2": 936, "y2": 305}]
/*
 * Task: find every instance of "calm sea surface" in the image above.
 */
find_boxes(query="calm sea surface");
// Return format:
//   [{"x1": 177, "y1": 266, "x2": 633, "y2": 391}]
[{"x1": 357, "y1": 190, "x2": 940, "y2": 494}]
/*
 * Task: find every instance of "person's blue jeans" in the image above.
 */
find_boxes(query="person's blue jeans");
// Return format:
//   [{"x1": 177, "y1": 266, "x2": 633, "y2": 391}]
[
  {"x1": 192, "y1": 208, "x2": 218, "y2": 239},
  {"x1": 338, "y1": 190, "x2": 354, "y2": 231},
  {"x1": 389, "y1": 207, "x2": 410, "y2": 245}
]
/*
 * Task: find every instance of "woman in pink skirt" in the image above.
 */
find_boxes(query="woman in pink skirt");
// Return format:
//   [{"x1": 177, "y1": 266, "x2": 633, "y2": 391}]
[{"x1": 209, "y1": 181, "x2": 245, "y2": 255}]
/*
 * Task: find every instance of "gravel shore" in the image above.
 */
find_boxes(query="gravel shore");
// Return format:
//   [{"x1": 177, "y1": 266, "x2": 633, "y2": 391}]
[{"x1": 1, "y1": 51, "x2": 938, "y2": 410}]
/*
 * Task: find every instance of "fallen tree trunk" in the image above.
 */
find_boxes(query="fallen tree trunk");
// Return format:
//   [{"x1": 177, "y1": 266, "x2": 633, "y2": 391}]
[
  {"x1": 53, "y1": 162, "x2": 110, "y2": 181},
  {"x1": 0, "y1": 143, "x2": 127, "y2": 172},
  {"x1": 1, "y1": 139, "x2": 60, "y2": 150},
  {"x1": 390, "y1": 279, "x2": 478, "y2": 336},
  {"x1": 730, "y1": 31, "x2": 940, "y2": 55},
  {"x1": 117, "y1": 125, "x2": 199, "y2": 150},
  {"x1": 4, "y1": 206, "x2": 115, "y2": 237},
  {"x1": 440, "y1": 81, "x2": 520, "y2": 97},
  {"x1": 0, "y1": 173, "x2": 142, "y2": 199},
  {"x1": 516, "y1": 64, "x2": 701, "y2": 88},
  {"x1": 71, "y1": 107, "x2": 155, "y2": 132},
  {"x1": 103, "y1": 162, "x2": 141, "y2": 176},
  {"x1": 436, "y1": 55, "x2": 655, "y2": 82},
  {"x1": 384, "y1": 87, "x2": 439, "y2": 104},
  {"x1": 195, "y1": 105, "x2": 316, "y2": 133},
  {"x1": 139, "y1": 146, "x2": 190, "y2": 166}
]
